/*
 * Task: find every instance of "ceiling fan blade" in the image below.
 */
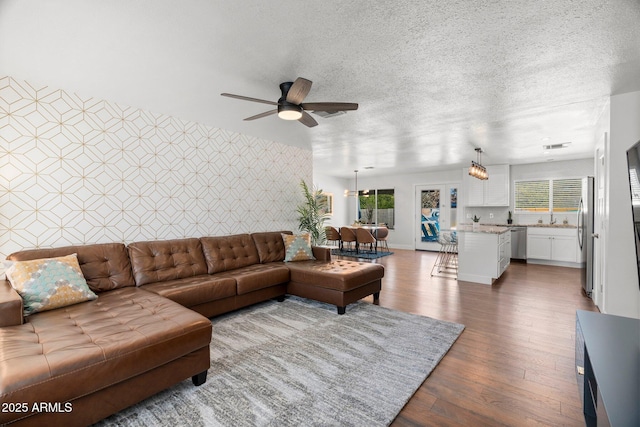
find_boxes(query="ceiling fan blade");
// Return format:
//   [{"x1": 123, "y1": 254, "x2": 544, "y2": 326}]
[
  {"x1": 244, "y1": 109, "x2": 277, "y2": 121},
  {"x1": 221, "y1": 93, "x2": 277, "y2": 106},
  {"x1": 299, "y1": 111, "x2": 318, "y2": 128},
  {"x1": 301, "y1": 102, "x2": 358, "y2": 112},
  {"x1": 286, "y1": 78, "x2": 312, "y2": 104}
]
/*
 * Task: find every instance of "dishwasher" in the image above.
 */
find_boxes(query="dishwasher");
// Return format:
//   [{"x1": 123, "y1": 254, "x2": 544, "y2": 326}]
[{"x1": 510, "y1": 227, "x2": 527, "y2": 260}]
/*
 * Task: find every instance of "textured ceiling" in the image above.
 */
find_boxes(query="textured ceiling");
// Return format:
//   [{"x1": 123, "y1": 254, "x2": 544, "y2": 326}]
[{"x1": 1, "y1": 0, "x2": 639, "y2": 177}]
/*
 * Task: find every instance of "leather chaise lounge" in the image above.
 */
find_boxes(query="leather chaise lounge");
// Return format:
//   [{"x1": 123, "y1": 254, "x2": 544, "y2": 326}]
[
  {"x1": 0, "y1": 243, "x2": 212, "y2": 427},
  {"x1": 0, "y1": 231, "x2": 384, "y2": 426}
]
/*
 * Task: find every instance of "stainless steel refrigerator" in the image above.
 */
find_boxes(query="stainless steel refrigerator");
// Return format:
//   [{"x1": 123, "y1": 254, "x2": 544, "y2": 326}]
[{"x1": 578, "y1": 176, "x2": 594, "y2": 296}]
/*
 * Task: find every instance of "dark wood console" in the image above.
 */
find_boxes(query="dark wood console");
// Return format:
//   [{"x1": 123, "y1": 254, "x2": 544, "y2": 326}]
[{"x1": 575, "y1": 310, "x2": 639, "y2": 426}]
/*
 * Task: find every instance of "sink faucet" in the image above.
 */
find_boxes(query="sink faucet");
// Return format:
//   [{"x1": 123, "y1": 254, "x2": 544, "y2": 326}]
[{"x1": 550, "y1": 213, "x2": 556, "y2": 225}]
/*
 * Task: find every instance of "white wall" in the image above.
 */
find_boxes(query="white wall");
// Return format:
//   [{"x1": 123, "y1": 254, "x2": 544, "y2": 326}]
[
  {"x1": 312, "y1": 173, "x2": 349, "y2": 228},
  {"x1": 316, "y1": 169, "x2": 464, "y2": 250},
  {"x1": 604, "y1": 90, "x2": 640, "y2": 318},
  {"x1": 0, "y1": 76, "x2": 312, "y2": 266}
]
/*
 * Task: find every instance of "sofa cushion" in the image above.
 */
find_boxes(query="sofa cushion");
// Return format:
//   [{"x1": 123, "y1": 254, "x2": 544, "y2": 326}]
[
  {"x1": 6, "y1": 243, "x2": 135, "y2": 293},
  {"x1": 0, "y1": 287, "x2": 211, "y2": 424},
  {"x1": 215, "y1": 263, "x2": 290, "y2": 295},
  {"x1": 5, "y1": 254, "x2": 98, "y2": 316},
  {"x1": 201, "y1": 234, "x2": 260, "y2": 274},
  {"x1": 251, "y1": 231, "x2": 292, "y2": 263},
  {"x1": 128, "y1": 238, "x2": 207, "y2": 286},
  {"x1": 140, "y1": 275, "x2": 236, "y2": 308}
]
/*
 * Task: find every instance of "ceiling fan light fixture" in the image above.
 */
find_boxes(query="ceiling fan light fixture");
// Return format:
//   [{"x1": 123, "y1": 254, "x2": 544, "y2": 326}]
[
  {"x1": 222, "y1": 77, "x2": 356, "y2": 128},
  {"x1": 277, "y1": 103, "x2": 303, "y2": 120}
]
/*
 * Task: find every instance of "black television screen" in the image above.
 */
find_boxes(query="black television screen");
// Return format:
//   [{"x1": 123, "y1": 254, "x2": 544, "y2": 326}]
[{"x1": 625, "y1": 139, "x2": 640, "y2": 290}]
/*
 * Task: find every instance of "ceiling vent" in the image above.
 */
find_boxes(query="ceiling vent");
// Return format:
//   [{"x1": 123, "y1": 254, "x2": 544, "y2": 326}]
[
  {"x1": 543, "y1": 142, "x2": 571, "y2": 150},
  {"x1": 312, "y1": 110, "x2": 347, "y2": 118}
]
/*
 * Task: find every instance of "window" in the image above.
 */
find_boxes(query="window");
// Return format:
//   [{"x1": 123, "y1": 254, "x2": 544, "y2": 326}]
[
  {"x1": 552, "y1": 179, "x2": 582, "y2": 212},
  {"x1": 358, "y1": 189, "x2": 395, "y2": 229},
  {"x1": 515, "y1": 178, "x2": 581, "y2": 213},
  {"x1": 630, "y1": 168, "x2": 640, "y2": 206},
  {"x1": 515, "y1": 180, "x2": 549, "y2": 212}
]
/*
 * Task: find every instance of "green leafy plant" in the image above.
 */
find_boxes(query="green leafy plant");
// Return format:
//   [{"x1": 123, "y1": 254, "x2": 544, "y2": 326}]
[
  {"x1": 472, "y1": 215, "x2": 481, "y2": 223},
  {"x1": 359, "y1": 194, "x2": 375, "y2": 223},
  {"x1": 296, "y1": 180, "x2": 329, "y2": 246}
]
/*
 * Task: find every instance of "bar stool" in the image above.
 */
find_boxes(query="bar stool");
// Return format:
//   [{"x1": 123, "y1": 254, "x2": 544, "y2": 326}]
[{"x1": 430, "y1": 230, "x2": 457, "y2": 278}]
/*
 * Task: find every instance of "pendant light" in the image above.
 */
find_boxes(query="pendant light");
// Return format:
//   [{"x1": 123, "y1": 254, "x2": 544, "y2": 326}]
[
  {"x1": 469, "y1": 148, "x2": 488, "y2": 180},
  {"x1": 344, "y1": 170, "x2": 369, "y2": 221}
]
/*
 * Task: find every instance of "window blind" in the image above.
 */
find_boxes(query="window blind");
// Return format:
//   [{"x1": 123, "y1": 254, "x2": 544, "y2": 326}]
[
  {"x1": 515, "y1": 180, "x2": 549, "y2": 212},
  {"x1": 629, "y1": 169, "x2": 640, "y2": 206},
  {"x1": 552, "y1": 179, "x2": 582, "y2": 212}
]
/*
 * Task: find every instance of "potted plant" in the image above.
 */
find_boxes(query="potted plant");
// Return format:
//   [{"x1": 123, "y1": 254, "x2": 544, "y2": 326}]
[
  {"x1": 296, "y1": 180, "x2": 329, "y2": 246},
  {"x1": 472, "y1": 215, "x2": 481, "y2": 231},
  {"x1": 507, "y1": 211, "x2": 513, "y2": 224}
]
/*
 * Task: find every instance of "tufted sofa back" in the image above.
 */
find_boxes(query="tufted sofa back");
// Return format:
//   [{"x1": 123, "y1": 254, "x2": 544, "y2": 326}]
[
  {"x1": 6, "y1": 243, "x2": 135, "y2": 293},
  {"x1": 251, "y1": 231, "x2": 292, "y2": 263},
  {"x1": 128, "y1": 238, "x2": 207, "y2": 286},
  {"x1": 200, "y1": 234, "x2": 260, "y2": 274}
]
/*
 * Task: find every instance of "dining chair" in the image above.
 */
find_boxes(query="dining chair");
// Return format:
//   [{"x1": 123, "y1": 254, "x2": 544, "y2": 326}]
[
  {"x1": 339, "y1": 227, "x2": 357, "y2": 252},
  {"x1": 325, "y1": 226, "x2": 341, "y2": 247},
  {"x1": 375, "y1": 226, "x2": 389, "y2": 252},
  {"x1": 355, "y1": 227, "x2": 377, "y2": 254}
]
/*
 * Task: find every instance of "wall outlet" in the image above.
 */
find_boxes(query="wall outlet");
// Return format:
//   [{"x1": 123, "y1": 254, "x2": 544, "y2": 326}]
[{"x1": 489, "y1": 213, "x2": 494, "y2": 218}]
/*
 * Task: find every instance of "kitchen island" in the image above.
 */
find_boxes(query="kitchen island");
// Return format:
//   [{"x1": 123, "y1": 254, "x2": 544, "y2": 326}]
[{"x1": 457, "y1": 224, "x2": 511, "y2": 284}]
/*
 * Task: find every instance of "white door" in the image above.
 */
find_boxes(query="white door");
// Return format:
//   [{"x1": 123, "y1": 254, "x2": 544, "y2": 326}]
[
  {"x1": 593, "y1": 137, "x2": 607, "y2": 308},
  {"x1": 415, "y1": 184, "x2": 459, "y2": 251}
]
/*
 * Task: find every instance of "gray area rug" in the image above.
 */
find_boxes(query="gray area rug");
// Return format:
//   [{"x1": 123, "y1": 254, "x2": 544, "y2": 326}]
[{"x1": 95, "y1": 297, "x2": 464, "y2": 427}]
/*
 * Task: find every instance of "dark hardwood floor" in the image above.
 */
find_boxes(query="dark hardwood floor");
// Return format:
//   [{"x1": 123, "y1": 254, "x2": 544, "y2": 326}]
[{"x1": 338, "y1": 249, "x2": 598, "y2": 427}]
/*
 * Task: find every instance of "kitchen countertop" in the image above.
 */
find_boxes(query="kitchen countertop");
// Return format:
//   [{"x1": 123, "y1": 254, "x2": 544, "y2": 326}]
[
  {"x1": 457, "y1": 224, "x2": 510, "y2": 234},
  {"x1": 477, "y1": 223, "x2": 577, "y2": 229}
]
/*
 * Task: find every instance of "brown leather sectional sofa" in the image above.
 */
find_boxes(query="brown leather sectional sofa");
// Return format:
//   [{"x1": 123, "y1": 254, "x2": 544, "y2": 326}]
[{"x1": 0, "y1": 231, "x2": 383, "y2": 426}]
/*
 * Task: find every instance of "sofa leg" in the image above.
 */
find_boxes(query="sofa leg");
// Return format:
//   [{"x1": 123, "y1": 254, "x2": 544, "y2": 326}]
[
  {"x1": 337, "y1": 306, "x2": 346, "y2": 315},
  {"x1": 192, "y1": 370, "x2": 207, "y2": 386},
  {"x1": 373, "y1": 292, "x2": 380, "y2": 301}
]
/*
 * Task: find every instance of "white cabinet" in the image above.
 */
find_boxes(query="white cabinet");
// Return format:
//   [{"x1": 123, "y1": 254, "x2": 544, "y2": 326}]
[
  {"x1": 464, "y1": 164, "x2": 510, "y2": 207},
  {"x1": 551, "y1": 235, "x2": 578, "y2": 263},
  {"x1": 526, "y1": 227, "x2": 580, "y2": 266},
  {"x1": 527, "y1": 234, "x2": 552, "y2": 260},
  {"x1": 458, "y1": 229, "x2": 511, "y2": 284},
  {"x1": 466, "y1": 173, "x2": 485, "y2": 206},
  {"x1": 498, "y1": 230, "x2": 511, "y2": 275}
]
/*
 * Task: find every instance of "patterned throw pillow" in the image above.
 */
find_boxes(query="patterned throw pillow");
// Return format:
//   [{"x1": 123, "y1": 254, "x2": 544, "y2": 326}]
[
  {"x1": 282, "y1": 233, "x2": 316, "y2": 262},
  {"x1": 5, "y1": 254, "x2": 98, "y2": 316}
]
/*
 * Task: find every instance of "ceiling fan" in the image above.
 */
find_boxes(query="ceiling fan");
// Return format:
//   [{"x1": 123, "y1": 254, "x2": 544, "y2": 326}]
[{"x1": 221, "y1": 77, "x2": 358, "y2": 128}]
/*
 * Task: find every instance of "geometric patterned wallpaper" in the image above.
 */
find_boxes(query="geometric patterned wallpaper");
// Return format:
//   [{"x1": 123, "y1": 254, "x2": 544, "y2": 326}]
[{"x1": 0, "y1": 76, "x2": 311, "y2": 267}]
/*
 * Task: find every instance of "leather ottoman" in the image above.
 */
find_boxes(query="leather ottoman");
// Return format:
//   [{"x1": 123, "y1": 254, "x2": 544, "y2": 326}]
[{"x1": 285, "y1": 260, "x2": 384, "y2": 314}]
